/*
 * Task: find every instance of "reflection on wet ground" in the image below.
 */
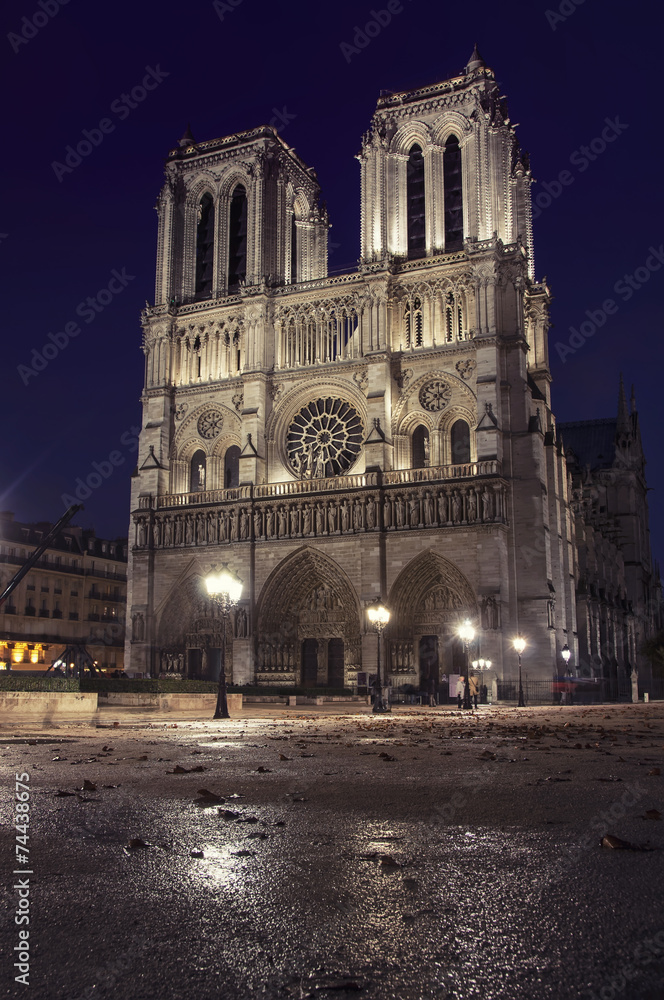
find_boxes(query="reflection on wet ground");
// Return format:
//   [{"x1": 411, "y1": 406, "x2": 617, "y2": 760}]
[{"x1": 1, "y1": 704, "x2": 663, "y2": 999}]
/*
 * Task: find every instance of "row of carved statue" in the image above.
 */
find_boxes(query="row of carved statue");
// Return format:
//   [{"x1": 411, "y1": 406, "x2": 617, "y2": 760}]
[{"x1": 134, "y1": 484, "x2": 505, "y2": 548}]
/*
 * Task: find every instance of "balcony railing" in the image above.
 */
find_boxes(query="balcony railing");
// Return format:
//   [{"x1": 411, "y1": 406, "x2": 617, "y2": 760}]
[{"x1": 144, "y1": 462, "x2": 503, "y2": 510}]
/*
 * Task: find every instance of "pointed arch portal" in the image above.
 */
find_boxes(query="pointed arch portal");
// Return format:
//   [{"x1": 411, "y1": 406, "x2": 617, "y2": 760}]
[{"x1": 256, "y1": 547, "x2": 362, "y2": 688}]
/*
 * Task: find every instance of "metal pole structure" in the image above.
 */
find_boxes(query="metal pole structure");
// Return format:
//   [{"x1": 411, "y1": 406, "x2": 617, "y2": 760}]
[
  {"x1": 206, "y1": 566, "x2": 242, "y2": 721},
  {"x1": 0, "y1": 504, "x2": 83, "y2": 610},
  {"x1": 373, "y1": 621, "x2": 385, "y2": 714},
  {"x1": 463, "y1": 639, "x2": 472, "y2": 710},
  {"x1": 517, "y1": 651, "x2": 525, "y2": 707},
  {"x1": 214, "y1": 599, "x2": 230, "y2": 720}
]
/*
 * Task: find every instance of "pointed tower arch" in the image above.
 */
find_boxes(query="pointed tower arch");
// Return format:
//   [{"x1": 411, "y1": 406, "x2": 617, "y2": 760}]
[
  {"x1": 387, "y1": 550, "x2": 478, "y2": 684},
  {"x1": 256, "y1": 546, "x2": 362, "y2": 687}
]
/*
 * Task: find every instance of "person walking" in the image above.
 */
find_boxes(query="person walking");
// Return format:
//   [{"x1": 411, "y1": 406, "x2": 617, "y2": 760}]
[
  {"x1": 469, "y1": 672, "x2": 479, "y2": 710},
  {"x1": 428, "y1": 675, "x2": 437, "y2": 707},
  {"x1": 456, "y1": 675, "x2": 465, "y2": 709}
]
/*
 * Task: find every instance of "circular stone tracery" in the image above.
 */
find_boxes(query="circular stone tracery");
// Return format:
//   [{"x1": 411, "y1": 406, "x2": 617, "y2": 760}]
[
  {"x1": 419, "y1": 380, "x2": 452, "y2": 412},
  {"x1": 287, "y1": 398, "x2": 363, "y2": 479},
  {"x1": 197, "y1": 410, "x2": 224, "y2": 439}
]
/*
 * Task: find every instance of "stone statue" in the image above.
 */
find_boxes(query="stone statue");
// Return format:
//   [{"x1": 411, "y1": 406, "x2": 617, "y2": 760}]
[
  {"x1": 303, "y1": 506, "x2": 312, "y2": 534},
  {"x1": 438, "y1": 493, "x2": 447, "y2": 523},
  {"x1": 366, "y1": 499, "x2": 376, "y2": 529},
  {"x1": 229, "y1": 509, "x2": 238, "y2": 541},
  {"x1": 208, "y1": 513, "x2": 217, "y2": 543},
  {"x1": 254, "y1": 510, "x2": 262, "y2": 538},
  {"x1": 266, "y1": 508, "x2": 275, "y2": 537},
  {"x1": 423, "y1": 492, "x2": 434, "y2": 525},
  {"x1": 185, "y1": 516, "x2": 194, "y2": 545},
  {"x1": 467, "y1": 491, "x2": 477, "y2": 522},
  {"x1": 452, "y1": 493, "x2": 461, "y2": 523},
  {"x1": 328, "y1": 504, "x2": 336, "y2": 533},
  {"x1": 240, "y1": 509, "x2": 249, "y2": 539},
  {"x1": 482, "y1": 490, "x2": 492, "y2": 521},
  {"x1": 197, "y1": 463, "x2": 206, "y2": 490},
  {"x1": 409, "y1": 497, "x2": 419, "y2": 526},
  {"x1": 341, "y1": 501, "x2": 350, "y2": 532},
  {"x1": 164, "y1": 518, "x2": 172, "y2": 546},
  {"x1": 290, "y1": 507, "x2": 299, "y2": 535},
  {"x1": 315, "y1": 504, "x2": 324, "y2": 534},
  {"x1": 278, "y1": 507, "x2": 287, "y2": 536},
  {"x1": 132, "y1": 612, "x2": 144, "y2": 642},
  {"x1": 383, "y1": 497, "x2": 391, "y2": 528},
  {"x1": 395, "y1": 496, "x2": 405, "y2": 527},
  {"x1": 137, "y1": 521, "x2": 148, "y2": 547}
]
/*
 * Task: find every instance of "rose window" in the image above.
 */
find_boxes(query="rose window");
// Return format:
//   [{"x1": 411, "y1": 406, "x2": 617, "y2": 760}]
[
  {"x1": 287, "y1": 398, "x2": 363, "y2": 478},
  {"x1": 419, "y1": 380, "x2": 452, "y2": 412},
  {"x1": 197, "y1": 410, "x2": 224, "y2": 439}
]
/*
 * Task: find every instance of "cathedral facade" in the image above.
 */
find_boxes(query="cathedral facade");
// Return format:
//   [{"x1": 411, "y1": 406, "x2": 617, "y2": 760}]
[{"x1": 125, "y1": 49, "x2": 648, "y2": 693}]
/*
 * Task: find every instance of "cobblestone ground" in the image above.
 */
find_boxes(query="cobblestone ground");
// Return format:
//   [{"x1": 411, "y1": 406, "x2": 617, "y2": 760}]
[{"x1": 2, "y1": 702, "x2": 663, "y2": 1000}]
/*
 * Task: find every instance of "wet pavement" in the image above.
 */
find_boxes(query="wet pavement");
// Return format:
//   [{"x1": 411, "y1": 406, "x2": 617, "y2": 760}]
[{"x1": 2, "y1": 703, "x2": 664, "y2": 1000}]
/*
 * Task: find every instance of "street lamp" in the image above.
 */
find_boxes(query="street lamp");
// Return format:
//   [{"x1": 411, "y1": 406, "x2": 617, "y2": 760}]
[
  {"x1": 561, "y1": 642, "x2": 572, "y2": 706},
  {"x1": 457, "y1": 619, "x2": 475, "y2": 710},
  {"x1": 205, "y1": 565, "x2": 243, "y2": 720},
  {"x1": 367, "y1": 599, "x2": 391, "y2": 714},
  {"x1": 513, "y1": 636, "x2": 526, "y2": 707}
]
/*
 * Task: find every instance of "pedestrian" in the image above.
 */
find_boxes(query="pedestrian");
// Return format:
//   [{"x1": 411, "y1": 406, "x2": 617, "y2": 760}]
[
  {"x1": 428, "y1": 675, "x2": 437, "y2": 707},
  {"x1": 456, "y1": 675, "x2": 465, "y2": 709},
  {"x1": 469, "y1": 672, "x2": 479, "y2": 710}
]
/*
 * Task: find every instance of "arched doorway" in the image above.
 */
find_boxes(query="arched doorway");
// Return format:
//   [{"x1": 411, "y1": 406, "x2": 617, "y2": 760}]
[
  {"x1": 256, "y1": 547, "x2": 362, "y2": 689},
  {"x1": 301, "y1": 639, "x2": 319, "y2": 687},
  {"x1": 328, "y1": 638, "x2": 345, "y2": 688}
]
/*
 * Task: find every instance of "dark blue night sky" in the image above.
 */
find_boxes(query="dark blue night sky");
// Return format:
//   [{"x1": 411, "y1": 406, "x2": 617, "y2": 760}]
[{"x1": 2, "y1": 0, "x2": 663, "y2": 561}]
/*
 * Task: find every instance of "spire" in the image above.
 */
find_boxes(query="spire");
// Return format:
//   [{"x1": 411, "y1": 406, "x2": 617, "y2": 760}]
[
  {"x1": 178, "y1": 124, "x2": 196, "y2": 148},
  {"x1": 466, "y1": 44, "x2": 486, "y2": 73},
  {"x1": 630, "y1": 384, "x2": 637, "y2": 415},
  {"x1": 617, "y1": 374, "x2": 630, "y2": 435}
]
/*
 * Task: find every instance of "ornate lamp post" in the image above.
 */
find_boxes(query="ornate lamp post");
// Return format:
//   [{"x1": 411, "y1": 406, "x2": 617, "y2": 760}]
[
  {"x1": 457, "y1": 619, "x2": 475, "y2": 710},
  {"x1": 561, "y1": 643, "x2": 571, "y2": 669},
  {"x1": 367, "y1": 599, "x2": 391, "y2": 714},
  {"x1": 513, "y1": 636, "x2": 526, "y2": 708},
  {"x1": 561, "y1": 642, "x2": 572, "y2": 706},
  {"x1": 205, "y1": 565, "x2": 243, "y2": 720}
]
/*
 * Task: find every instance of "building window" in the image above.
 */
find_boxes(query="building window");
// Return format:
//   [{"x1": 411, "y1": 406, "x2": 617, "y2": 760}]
[
  {"x1": 404, "y1": 297, "x2": 423, "y2": 348},
  {"x1": 190, "y1": 450, "x2": 207, "y2": 492},
  {"x1": 412, "y1": 424, "x2": 430, "y2": 469},
  {"x1": 450, "y1": 419, "x2": 471, "y2": 464},
  {"x1": 444, "y1": 135, "x2": 463, "y2": 249},
  {"x1": 406, "y1": 144, "x2": 426, "y2": 259},
  {"x1": 445, "y1": 291, "x2": 465, "y2": 342},
  {"x1": 195, "y1": 192, "x2": 215, "y2": 299},
  {"x1": 224, "y1": 446, "x2": 241, "y2": 489},
  {"x1": 228, "y1": 185, "x2": 247, "y2": 291}
]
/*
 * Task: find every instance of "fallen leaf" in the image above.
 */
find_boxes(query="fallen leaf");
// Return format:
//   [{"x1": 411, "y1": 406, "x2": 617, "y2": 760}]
[
  {"x1": 82, "y1": 780, "x2": 97, "y2": 791},
  {"x1": 255, "y1": 766, "x2": 272, "y2": 773},
  {"x1": 643, "y1": 809, "x2": 662, "y2": 821},
  {"x1": 647, "y1": 768, "x2": 661, "y2": 776},
  {"x1": 600, "y1": 834, "x2": 654, "y2": 851},
  {"x1": 190, "y1": 848, "x2": 204, "y2": 858},
  {"x1": 55, "y1": 789, "x2": 76, "y2": 797},
  {"x1": 218, "y1": 809, "x2": 241, "y2": 819},
  {"x1": 126, "y1": 837, "x2": 150, "y2": 849}
]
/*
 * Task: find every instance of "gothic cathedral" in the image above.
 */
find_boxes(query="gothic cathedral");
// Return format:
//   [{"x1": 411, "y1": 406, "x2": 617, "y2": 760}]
[{"x1": 126, "y1": 48, "x2": 652, "y2": 692}]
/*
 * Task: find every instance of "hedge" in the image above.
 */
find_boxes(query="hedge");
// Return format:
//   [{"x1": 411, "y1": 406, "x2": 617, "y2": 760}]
[{"x1": 0, "y1": 675, "x2": 80, "y2": 692}]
